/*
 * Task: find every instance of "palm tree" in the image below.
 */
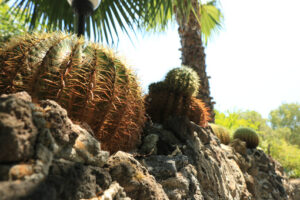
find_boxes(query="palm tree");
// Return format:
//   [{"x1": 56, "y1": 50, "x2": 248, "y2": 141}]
[
  {"x1": 3, "y1": 0, "x2": 157, "y2": 42},
  {"x1": 145, "y1": 0, "x2": 223, "y2": 121}
]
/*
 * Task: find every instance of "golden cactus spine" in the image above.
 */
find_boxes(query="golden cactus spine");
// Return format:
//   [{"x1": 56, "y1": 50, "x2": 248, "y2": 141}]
[{"x1": 0, "y1": 32, "x2": 145, "y2": 153}]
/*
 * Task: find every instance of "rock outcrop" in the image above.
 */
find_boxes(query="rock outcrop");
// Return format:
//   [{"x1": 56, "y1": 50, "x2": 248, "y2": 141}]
[
  {"x1": 139, "y1": 117, "x2": 293, "y2": 200},
  {"x1": 0, "y1": 92, "x2": 296, "y2": 200},
  {"x1": 0, "y1": 92, "x2": 113, "y2": 200},
  {"x1": 289, "y1": 179, "x2": 300, "y2": 199}
]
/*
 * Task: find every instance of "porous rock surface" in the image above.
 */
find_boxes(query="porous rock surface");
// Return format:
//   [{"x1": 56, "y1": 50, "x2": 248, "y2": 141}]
[
  {"x1": 0, "y1": 92, "x2": 296, "y2": 200},
  {"x1": 289, "y1": 178, "x2": 300, "y2": 199},
  {"x1": 138, "y1": 117, "x2": 295, "y2": 200},
  {"x1": 106, "y1": 151, "x2": 169, "y2": 200},
  {"x1": 0, "y1": 92, "x2": 113, "y2": 200}
]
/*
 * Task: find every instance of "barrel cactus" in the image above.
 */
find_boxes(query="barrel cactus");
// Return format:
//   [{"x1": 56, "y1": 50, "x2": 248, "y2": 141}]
[
  {"x1": 164, "y1": 66, "x2": 200, "y2": 97},
  {"x1": 0, "y1": 32, "x2": 145, "y2": 153},
  {"x1": 233, "y1": 127, "x2": 259, "y2": 149},
  {"x1": 145, "y1": 66, "x2": 210, "y2": 127},
  {"x1": 209, "y1": 123, "x2": 230, "y2": 145}
]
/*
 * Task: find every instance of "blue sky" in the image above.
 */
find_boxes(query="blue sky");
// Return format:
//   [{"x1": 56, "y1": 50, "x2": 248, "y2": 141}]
[{"x1": 110, "y1": 0, "x2": 300, "y2": 118}]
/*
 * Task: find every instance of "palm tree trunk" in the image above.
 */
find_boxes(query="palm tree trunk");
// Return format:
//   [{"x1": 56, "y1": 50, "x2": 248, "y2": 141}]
[
  {"x1": 176, "y1": 0, "x2": 215, "y2": 122},
  {"x1": 77, "y1": 13, "x2": 85, "y2": 36}
]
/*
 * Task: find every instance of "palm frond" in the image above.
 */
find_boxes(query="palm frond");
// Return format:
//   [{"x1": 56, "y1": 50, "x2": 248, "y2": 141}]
[
  {"x1": 141, "y1": 0, "x2": 223, "y2": 44},
  {"x1": 4, "y1": 0, "x2": 152, "y2": 42},
  {"x1": 199, "y1": 1, "x2": 223, "y2": 44}
]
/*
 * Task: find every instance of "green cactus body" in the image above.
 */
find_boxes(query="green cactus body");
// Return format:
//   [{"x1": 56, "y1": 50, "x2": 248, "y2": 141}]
[
  {"x1": 209, "y1": 123, "x2": 231, "y2": 145},
  {"x1": 0, "y1": 32, "x2": 145, "y2": 153},
  {"x1": 146, "y1": 66, "x2": 210, "y2": 127},
  {"x1": 233, "y1": 127, "x2": 259, "y2": 149},
  {"x1": 164, "y1": 66, "x2": 200, "y2": 97}
]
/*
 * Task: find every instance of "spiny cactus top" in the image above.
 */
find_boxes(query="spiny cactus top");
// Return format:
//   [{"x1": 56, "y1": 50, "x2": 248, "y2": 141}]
[
  {"x1": 146, "y1": 66, "x2": 210, "y2": 127},
  {"x1": 164, "y1": 66, "x2": 200, "y2": 97},
  {"x1": 0, "y1": 32, "x2": 146, "y2": 153},
  {"x1": 233, "y1": 127, "x2": 259, "y2": 149}
]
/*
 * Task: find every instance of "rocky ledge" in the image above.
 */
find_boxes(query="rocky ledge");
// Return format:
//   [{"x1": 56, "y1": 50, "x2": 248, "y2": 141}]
[{"x1": 0, "y1": 92, "x2": 297, "y2": 200}]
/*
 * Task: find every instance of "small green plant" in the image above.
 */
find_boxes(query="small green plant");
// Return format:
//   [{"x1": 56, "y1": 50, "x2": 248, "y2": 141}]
[
  {"x1": 233, "y1": 127, "x2": 259, "y2": 148},
  {"x1": 209, "y1": 123, "x2": 230, "y2": 145},
  {"x1": 0, "y1": 32, "x2": 146, "y2": 153},
  {"x1": 146, "y1": 66, "x2": 210, "y2": 127}
]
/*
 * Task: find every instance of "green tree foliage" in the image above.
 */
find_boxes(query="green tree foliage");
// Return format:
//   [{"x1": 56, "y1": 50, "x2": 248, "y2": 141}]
[
  {"x1": 264, "y1": 129, "x2": 300, "y2": 178},
  {"x1": 214, "y1": 110, "x2": 262, "y2": 135},
  {"x1": 215, "y1": 107, "x2": 300, "y2": 178},
  {"x1": 269, "y1": 103, "x2": 300, "y2": 146},
  {"x1": 269, "y1": 103, "x2": 300, "y2": 130},
  {"x1": 0, "y1": 2, "x2": 27, "y2": 38}
]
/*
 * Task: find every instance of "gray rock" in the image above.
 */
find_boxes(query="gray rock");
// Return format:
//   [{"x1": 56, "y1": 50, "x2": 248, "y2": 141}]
[
  {"x1": 0, "y1": 92, "x2": 111, "y2": 200},
  {"x1": 0, "y1": 92, "x2": 293, "y2": 200},
  {"x1": 0, "y1": 159, "x2": 112, "y2": 200},
  {"x1": 39, "y1": 100, "x2": 109, "y2": 167},
  {"x1": 82, "y1": 182, "x2": 131, "y2": 200},
  {"x1": 141, "y1": 116, "x2": 291, "y2": 200},
  {"x1": 142, "y1": 123, "x2": 181, "y2": 155},
  {"x1": 230, "y1": 139, "x2": 247, "y2": 156},
  {"x1": 160, "y1": 164, "x2": 204, "y2": 200},
  {"x1": 0, "y1": 91, "x2": 32, "y2": 102},
  {"x1": 0, "y1": 94, "x2": 38, "y2": 162},
  {"x1": 143, "y1": 155, "x2": 177, "y2": 180},
  {"x1": 107, "y1": 151, "x2": 169, "y2": 200},
  {"x1": 142, "y1": 155, "x2": 189, "y2": 180},
  {"x1": 140, "y1": 134, "x2": 159, "y2": 154},
  {"x1": 289, "y1": 179, "x2": 300, "y2": 200}
]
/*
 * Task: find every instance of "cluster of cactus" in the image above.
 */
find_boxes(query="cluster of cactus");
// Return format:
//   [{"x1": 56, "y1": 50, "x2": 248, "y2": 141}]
[
  {"x1": 233, "y1": 127, "x2": 259, "y2": 149},
  {"x1": 209, "y1": 123, "x2": 231, "y2": 145},
  {"x1": 145, "y1": 66, "x2": 210, "y2": 127},
  {"x1": 0, "y1": 32, "x2": 145, "y2": 153}
]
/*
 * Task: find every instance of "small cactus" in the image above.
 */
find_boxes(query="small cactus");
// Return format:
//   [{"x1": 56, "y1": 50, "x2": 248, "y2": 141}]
[
  {"x1": 0, "y1": 32, "x2": 146, "y2": 153},
  {"x1": 209, "y1": 123, "x2": 230, "y2": 145},
  {"x1": 146, "y1": 66, "x2": 210, "y2": 127},
  {"x1": 164, "y1": 66, "x2": 200, "y2": 97},
  {"x1": 233, "y1": 127, "x2": 259, "y2": 149}
]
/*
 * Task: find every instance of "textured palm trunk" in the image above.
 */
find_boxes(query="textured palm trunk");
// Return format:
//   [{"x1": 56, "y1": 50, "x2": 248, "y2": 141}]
[{"x1": 176, "y1": 0, "x2": 215, "y2": 122}]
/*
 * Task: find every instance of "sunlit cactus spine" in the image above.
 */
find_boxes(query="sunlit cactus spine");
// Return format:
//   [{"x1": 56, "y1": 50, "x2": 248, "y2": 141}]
[
  {"x1": 209, "y1": 123, "x2": 231, "y2": 145},
  {"x1": 233, "y1": 127, "x2": 259, "y2": 149},
  {"x1": 146, "y1": 66, "x2": 210, "y2": 127},
  {"x1": 0, "y1": 32, "x2": 145, "y2": 153}
]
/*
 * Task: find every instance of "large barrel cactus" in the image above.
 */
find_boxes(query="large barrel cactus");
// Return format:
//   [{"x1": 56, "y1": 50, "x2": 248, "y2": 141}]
[
  {"x1": 233, "y1": 127, "x2": 259, "y2": 149},
  {"x1": 146, "y1": 66, "x2": 210, "y2": 127},
  {"x1": 0, "y1": 32, "x2": 145, "y2": 153}
]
